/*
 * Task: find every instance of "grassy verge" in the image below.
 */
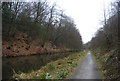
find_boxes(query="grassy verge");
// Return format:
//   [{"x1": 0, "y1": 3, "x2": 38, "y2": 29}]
[{"x1": 13, "y1": 51, "x2": 88, "y2": 79}]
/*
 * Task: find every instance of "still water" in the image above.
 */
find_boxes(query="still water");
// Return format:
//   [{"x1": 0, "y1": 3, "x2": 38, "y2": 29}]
[{"x1": 2, "y1": 52, "x2": 72, "y2": 79}]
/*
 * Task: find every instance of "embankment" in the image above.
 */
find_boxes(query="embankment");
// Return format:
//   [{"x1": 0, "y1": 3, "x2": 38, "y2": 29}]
[{"x1": 93, "y1": 48, "x2": 119, "y2": 80}]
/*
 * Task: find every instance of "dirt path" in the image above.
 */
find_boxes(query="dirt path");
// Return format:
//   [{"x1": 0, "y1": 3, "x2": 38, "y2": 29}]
[{"x1": 71, "y1": 51, "x2": 103, "y2": 79}]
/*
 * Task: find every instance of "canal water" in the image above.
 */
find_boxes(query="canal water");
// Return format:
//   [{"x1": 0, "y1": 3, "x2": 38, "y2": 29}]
[{"x1": 2, "y1": 52, "x2": 72, "y2": 79}]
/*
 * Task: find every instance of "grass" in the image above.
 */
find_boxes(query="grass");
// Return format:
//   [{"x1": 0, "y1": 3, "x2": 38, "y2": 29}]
[{"x1": 13, "y1": 50, "x2": 88, "y2": 79}]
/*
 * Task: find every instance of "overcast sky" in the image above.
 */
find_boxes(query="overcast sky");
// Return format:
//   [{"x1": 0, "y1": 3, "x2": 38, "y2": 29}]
[{"x1": 48, "y1": 0, "x2": 114, "y2": 44}]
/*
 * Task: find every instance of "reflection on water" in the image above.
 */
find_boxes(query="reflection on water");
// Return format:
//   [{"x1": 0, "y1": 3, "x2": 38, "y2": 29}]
[{"x1": 2, "y1": 52, "x2": 71, "y2": 79}]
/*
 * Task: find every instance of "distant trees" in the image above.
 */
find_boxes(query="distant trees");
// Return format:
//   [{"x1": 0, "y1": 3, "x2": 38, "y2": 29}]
[
  {"x1": 90, "y1": 1, "x2": 119, "y2": 52},
  {"x1": 2, "y1": 1, "x2": 83, "y2": 50}
]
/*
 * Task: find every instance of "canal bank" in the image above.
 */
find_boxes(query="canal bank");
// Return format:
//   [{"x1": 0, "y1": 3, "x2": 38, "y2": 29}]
[{"x1": 10, "y1": 51, "x2": 87, "y2": 79}]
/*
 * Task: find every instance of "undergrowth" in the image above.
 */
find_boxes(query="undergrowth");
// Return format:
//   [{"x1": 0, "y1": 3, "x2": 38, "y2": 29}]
[{"x1": 91, "y1": 48, "x2": 119, "y2": 80}]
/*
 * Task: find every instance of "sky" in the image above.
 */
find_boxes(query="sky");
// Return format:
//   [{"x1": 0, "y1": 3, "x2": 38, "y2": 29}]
[{"x1": 48, "y1": 0, "x2": 114, "y2": 44}]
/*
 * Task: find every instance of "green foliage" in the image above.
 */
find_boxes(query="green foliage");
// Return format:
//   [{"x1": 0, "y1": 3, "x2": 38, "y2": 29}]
[
  {"x1": 67, "y1": 60, "x2": 77, "y2": 67},
  {"x1": 33, "y1": 73, "x2": 52, "y2": 79},
  {"x1": 57, "y1": 72, "x2": 68, "y2": 79},
  {"x1": 68, "y1": 63, "x2": 77, "y2": 67},
  {"x1": 46, "y1": 63, "x2": 55, "y2": 71}
]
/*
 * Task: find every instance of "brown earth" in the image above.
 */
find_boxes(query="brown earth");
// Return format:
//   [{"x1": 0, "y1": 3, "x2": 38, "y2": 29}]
[{"x1": 2, "y1": 32, "x2": 69, "y2": 57}]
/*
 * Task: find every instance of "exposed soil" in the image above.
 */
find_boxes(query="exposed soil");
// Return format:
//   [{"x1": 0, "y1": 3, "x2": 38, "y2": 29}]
[{"x1": 2, "y1": 32, "x2": 69, "y2": 57}]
